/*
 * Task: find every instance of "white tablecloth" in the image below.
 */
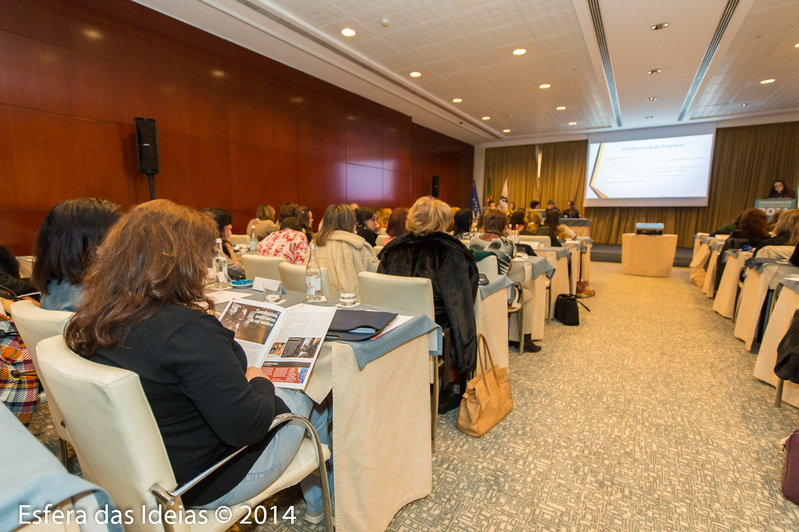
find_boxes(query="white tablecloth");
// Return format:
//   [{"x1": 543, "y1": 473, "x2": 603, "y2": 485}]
[
  {"x1": 753, "y1": 282, "x2": 799, "y2": 407},
  {"x1": 734, "y1": 263, "x2": 799, "y2": 351},
  {"x1": 712, "y1": 250, "x2": 753, "y2": 318}
]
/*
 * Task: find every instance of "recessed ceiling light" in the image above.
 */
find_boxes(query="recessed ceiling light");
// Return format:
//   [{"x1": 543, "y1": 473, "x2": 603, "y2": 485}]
[
  {"x1": 83, "y1": 29, "x2": 103, "y2": 40},
  {"x1": 512, "y1": 48, "x2": 526, "y2": 56},
  {"x1": 647, "y1": 69, "x2": 662, "y2": 74},
  {"x1": 568, "y1": 122, "x2": 577, "y2": 126},
  {"x1": 502, "y1": 129, "x2": 511, "y2": 133},
  {"x1": 647, "y1": 96, "x2": 657, "y2": 101},
  {"x1": 740, "y1": 103, "x2": 749, "y2": 107},
  {"x1": 482, "y1": 116, "x2": 491, "y2": 121},
  {"x1": 539, "y1": 83, "x2": 551, "y2": 89},
  {"x1": 452, "y1": 98, "x2": 462, "y2": 103},
  {"x1": 341, "y1": 28, "x2": 356, "y2": 37},
  {"x1": 651, "y1": 23, "x2": 669, "y2": 30},
  {"x1": 555, "y1": 106, "x2": 566, "y2": 111},
  {"x1": 211, "y1": 70, "x2": 225, "y2": 78},
  {"x1": 760, "y1": 78, "x2": 775, "y2": 84},
  {"x1": 795, "y1": 43, "x2": 799, "y2": 48},
  {"x1": 409, "y1": 71, "x2": 421, "y2": 78}
]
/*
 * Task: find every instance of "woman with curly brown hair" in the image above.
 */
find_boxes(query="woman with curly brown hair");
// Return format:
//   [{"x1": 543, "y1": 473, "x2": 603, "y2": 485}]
[{"x1": 64, "y1": 199, "x2": 331, "y2": 522}]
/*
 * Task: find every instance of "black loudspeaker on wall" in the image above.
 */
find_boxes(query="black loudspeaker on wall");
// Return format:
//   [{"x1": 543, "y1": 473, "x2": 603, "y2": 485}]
[
  {"x1": 135, "y1": 117, "x2": 160, "y2": 174},
  {"x1": 432, "y1": 175, "x2": 440, "y2": 198}
]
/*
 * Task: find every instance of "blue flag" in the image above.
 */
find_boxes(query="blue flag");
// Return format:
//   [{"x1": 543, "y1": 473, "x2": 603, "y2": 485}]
[{"x1": 471, "y1": 181, "x2": 482, "y2": 219}]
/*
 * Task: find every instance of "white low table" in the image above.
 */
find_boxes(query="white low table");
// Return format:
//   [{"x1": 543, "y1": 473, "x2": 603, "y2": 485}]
[{"x1": 621, "y1": 233, "x2": 678, "y2": 277}]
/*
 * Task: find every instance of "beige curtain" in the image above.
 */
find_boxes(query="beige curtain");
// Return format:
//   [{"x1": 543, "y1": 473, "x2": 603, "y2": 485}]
[{"x1": 485, "y1": 122, "x2": 799, "y2": 247}]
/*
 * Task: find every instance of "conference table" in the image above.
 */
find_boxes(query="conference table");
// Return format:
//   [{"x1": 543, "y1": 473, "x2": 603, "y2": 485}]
[
  {"x1": 210, "y1": 289, "x2": 438, "y2": 532},
  {"x1": 733, "y1": 260, "x2": 799, "y2": 352},
  {"x1": 689, "y1": 234, "x2": 728, "y2": 286},
  {"x1": 753, "y1": 276, "x2": 799, "y2": 407},
  {"x1": 561, "y1": 218, "x2": 592, "y2": 238},
  {"x1": 507, "y1": 256, "x2": 555, "y2": 341},
  {"x1": 533, "y1": 247, "x2": 571, "y2": 317}
]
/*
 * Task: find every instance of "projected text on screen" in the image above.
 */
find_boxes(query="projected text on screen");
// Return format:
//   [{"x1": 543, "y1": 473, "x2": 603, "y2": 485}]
[{"x1": 584, "y1": 133, "x2": 714, "y2": 207}]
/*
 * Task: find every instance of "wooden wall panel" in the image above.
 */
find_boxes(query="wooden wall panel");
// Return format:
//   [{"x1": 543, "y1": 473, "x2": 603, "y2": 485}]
[
  {"x1": 0, "y1": 106, "x2": 131, "y2": 209},
  {"x1": 0, "y1": 0, "x2": 474, "y2": 255},
  {"x1": 229, "y1": 145, "x2": 299, "y2": 211},
  {"x1": 0, "y1": 32, "x2": 124, "y2": 123}
]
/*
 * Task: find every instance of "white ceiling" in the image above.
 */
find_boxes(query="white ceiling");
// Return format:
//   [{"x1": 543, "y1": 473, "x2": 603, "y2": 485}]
[{"x1": 135, "y1": 0, "x2": 799, "y2": 146}]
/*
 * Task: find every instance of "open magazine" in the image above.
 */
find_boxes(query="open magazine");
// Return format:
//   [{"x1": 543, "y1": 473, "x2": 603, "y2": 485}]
[{"x1": 218, "y1": 299, "x2": 336, "y2": 390}]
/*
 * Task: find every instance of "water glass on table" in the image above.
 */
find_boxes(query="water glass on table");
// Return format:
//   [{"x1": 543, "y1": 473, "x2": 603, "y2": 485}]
[{"x1": 339, "y1": 283, "x2": 357, "y2": 307}]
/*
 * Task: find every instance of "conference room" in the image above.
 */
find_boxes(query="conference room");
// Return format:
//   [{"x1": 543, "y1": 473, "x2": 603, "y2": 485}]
[{"x1": 3, "y1": 0, "x2": 799, "y2": 531}]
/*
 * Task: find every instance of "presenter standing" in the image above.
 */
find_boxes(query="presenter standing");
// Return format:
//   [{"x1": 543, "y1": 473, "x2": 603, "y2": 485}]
[{"x1": 768, "y1": 180, "x2": 797, "y2": 199}]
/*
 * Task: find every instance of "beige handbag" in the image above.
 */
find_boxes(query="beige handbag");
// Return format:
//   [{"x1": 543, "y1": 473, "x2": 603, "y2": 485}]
[{"x1": 456, "y1": 334, "x2": 513, "y2": 437}]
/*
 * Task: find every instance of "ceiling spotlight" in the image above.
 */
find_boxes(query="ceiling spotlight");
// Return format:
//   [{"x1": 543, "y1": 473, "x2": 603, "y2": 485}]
[
  {"x1": 651, "y1": 23, "x2": 669, "y2": 30},
  {"x1": 740, "y1": 103, "x2": 749, "y2": 107},
  {"x1": 647, "y1": 96, "x2": 657, "y2": 101},
  {"x1": 380, "y1": 17, "x2": 390, "y2": 27},
  {"x1": 83, "y1": 29, "x2": 103, "y2": 40},
  {"x1": 482, "y1": 116, "x2": 491, "y2": 121},
  {"x1": 211, "y1": 70, "x2": 225, "y2": 78},
  {"x1": 539, "y1": 83, "x2": 551, "y2": 89},
  {"x1": 760, "y1": 78, "x2": 775, "y2": 84},
  {"x1": 555, "y1": 106, "x2": 566, "y2": 111},
  {"x1": 452, "y1": 98, "x2": 463, "y2": 103},
  {"x1": 795, "y1": 43, "x2": 799, "y2": 48},
  {"x1": 341, "y1": 28, "x2": 356, "y2": 37},
  {"x1": 512, "y1": 48, "x2": 526, "y2": 56},
  {"x1": 568, "y1": 122, "x2": 577, "y2": 126},
  {"x1": 409, "y1": 71, "x2": 421, "y2": 78},
  {"x1": 647, "y1": 69, "x2": 662, "y2": 74},
  {"x1": 502, "y1": 129, "x2": 511, "y2": 133}
]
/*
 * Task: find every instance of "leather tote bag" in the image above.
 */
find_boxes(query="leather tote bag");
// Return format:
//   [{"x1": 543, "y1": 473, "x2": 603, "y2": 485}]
[
  {"x1": 456, "y1": 334, "x2": 513, "y2": 437},
  {"x1": 782, "y1": 429, "x2": 799, "y2": 505},
  {"x1": 554, "y1": 294, "x2": 590, "y2": 326}
]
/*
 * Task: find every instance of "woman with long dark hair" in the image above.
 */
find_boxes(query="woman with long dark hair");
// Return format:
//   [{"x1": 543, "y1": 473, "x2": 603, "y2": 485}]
[
  {"x1": 64, "y1": 200, "x2": 331, "y2": 522},
  {"x1": 33, "y1": 198, "x2": 121, "y2": 311}
]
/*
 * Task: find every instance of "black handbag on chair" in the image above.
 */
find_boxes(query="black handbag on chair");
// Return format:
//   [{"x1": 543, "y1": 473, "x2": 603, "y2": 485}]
[{"x1": 554, "y1": 294, "x2": 590, "y2": 326}]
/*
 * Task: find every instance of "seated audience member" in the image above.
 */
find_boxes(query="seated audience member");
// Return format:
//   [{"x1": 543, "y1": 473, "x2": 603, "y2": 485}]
[
  {"x1": 487, "y1": 200, "x2": 497, "y2": 209},
  {"x1": 313, "y1": 204, "x2": 378, "y2": 297},
  {"x1": 277, "y1": 202, "x2": 299, "y2": 227},
  {"x1": 378, "y1": 196, "x2": 479, "y2": 409},
  {"x1": 468, "y1": 208, "x2": 541, "y2": 353},
  {"x1": 545, "y1": 200, "x2": 557, "y2": 214},
  {"x1": 384, "y1": 208, "x2": 409, "y2": 245},
  {"x1": 710, "y1": 212, "x2": 743, "y2": 236},
  {"x1": 0, "y1": 245, "x2": 36, "y2": 297},
  {"x1": 470, "y1": 208, "x2": 516, "y2": 274},
  {"x1": 256, "y1": 217, "x2": 308, "y2": 265},
  {"x1": 246, "y1": 204, "x2": 277, "y2": 240},
  {"x1": 550, "y1": 209, "x2": 577, "y2": 241},
  {"x1": 755, "y1": 209, "x2": 799, "y2": 254},
  {"x1": 728, "y1": 208, "x2": 770, "y2": 248},
  {"x1": 521, "y1": 210, "x2": 543, "y2": 236},
  {"x1": 355, "y1": 207, "x2": 379, "y2": 247},
  {"x1": 528, "y1": 210, "x2": 563, "y2": 247},
  {"x1": 562, "y1": 201, "x2": 581, "y2": 218},
  {"x1": 509, "y1": 208, "x2": 527, "y2": 232},
  {"x1": 768, "y1": 179, "x2": 797, "y2": 199},
  {"x1": 298, "y1": 206, "x2": 314, "y2": 243},
  {"x1": 452, "y1": 209, "x2": 474, "y2": 239},
  {"x1": 201, "y1": 207, "x2": 245, "y2": 279},
  {"x1": 63, "y1": 200, "x2": 332, "y2": 522},
  {"x1": 529, "y1": 200, "x2": 541, "y2": 210},
  {"x1": 508, "y1": 202, "x2": 516, "y2": 212},
  {"x1": 377, "y1": 207, "x2": 392, "y2": 233},
  {"x1": 33, "y1": 198, "x2": 121, "y2": 311}
]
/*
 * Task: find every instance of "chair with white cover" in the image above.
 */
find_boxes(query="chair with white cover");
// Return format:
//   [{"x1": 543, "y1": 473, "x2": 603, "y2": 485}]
[
  {"x1": 9, "y1": 300, "x2": 73, "y2": 468},
  {"x1": 279, "y1": 263, "x2": 334, "y2": 299},
  {"x1": 228, "y1": 234, "x2": 249, "y2": 246},
  {"x1": 358, "y1": 271, "x2": 443, "y2": 448},
  {"x1": 375, "y1": 234, "x2": 389, "y2": 246},
  {"x1": 241, "y1": 254, "x2": 285, "y2": 281},
  {"x1": 476, "y1": 255, "x2": 498, "y2": 276},
  {"x1": 36, "y1": 335, "x2": 333, "y2": 532},
  {"x1": 517, "y1": 235, "x2": 552, "y2": 249}
]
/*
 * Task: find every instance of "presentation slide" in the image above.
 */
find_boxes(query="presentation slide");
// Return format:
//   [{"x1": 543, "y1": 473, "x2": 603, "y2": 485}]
[{"x1": 584, "y1": 133, "x2": 714, "y2": 207}]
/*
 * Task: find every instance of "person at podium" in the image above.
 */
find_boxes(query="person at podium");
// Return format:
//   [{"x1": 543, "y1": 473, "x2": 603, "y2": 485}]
[{"x1": 768, "y1": 180, "x2": 797, "y2": 200}]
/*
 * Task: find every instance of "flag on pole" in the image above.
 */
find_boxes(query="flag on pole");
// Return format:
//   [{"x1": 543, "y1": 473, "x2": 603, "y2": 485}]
[
  {"x1": 498, "y1": 179, "x2": 509, "y2": 210},
  {"x1": 470, "y1": 181, "x2": 481, "y2": 219}
]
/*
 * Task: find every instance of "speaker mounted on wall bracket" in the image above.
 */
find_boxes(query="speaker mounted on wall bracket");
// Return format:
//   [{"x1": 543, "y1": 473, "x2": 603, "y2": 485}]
[{"x1": 134, "y1": 117, "x2": 160, "y2": 200}]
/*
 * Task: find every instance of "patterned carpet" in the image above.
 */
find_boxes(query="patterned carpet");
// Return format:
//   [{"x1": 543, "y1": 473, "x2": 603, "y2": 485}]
[{"x1": 27, "y1": 262, "x2": 799, "y2": 530}]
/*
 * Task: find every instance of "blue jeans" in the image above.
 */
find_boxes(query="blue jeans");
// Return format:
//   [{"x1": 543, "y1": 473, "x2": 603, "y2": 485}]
[{"x1": 196, "y1": 388, "x2": 333, "y2": 513}]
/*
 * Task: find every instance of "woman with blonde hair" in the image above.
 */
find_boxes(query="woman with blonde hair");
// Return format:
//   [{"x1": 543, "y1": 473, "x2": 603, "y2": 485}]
[
  {"x1": 247, "y1": 204, "x2": 277, "y2": 240},
  {"x1": 521, "y1": 210, "x2": 542, "y2": 235},
  {"x1": 378, "y1": 196, "x2": 479, "y2": 410},
  {"x1": 64, "y1": 200, "x2": 331, "y2": 522},
  {"x1": 313, "y1": 204, "x2": 378, "y2": 297}
]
